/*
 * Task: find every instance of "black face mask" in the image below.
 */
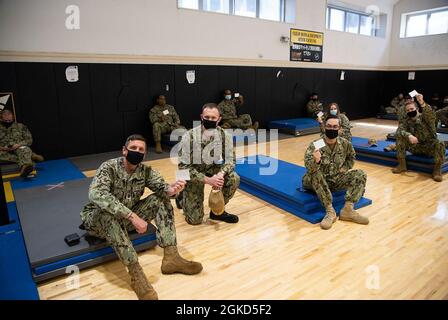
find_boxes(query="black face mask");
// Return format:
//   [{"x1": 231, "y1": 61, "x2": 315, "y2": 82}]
[
  {"x1": 125, "y1": 149, "x2": 144, "y2": 165},
  {"x1": 407, "y1": 110, "x2": 417, "y2": 118},
  {"x1": 202, "y1": 119, "x2": 218, "y2": 130},
  {"x1": 325, "y1": 129, "x2": 339, "y2": 139},
  {"x1": 1, "y1": 121, "x2": 13, "y2": 128}
]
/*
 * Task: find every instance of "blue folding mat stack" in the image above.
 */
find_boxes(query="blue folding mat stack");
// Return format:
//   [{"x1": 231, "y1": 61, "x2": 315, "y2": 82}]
[
  {"x1": 235, "y1": 155, "x2": 372, "y2": 224},
  {"x1": 268, "y1": 118, "x2": 321, "y2": 136},
  {"x1": 351, "y1": 136, "x2": 448, "y2": 174}
]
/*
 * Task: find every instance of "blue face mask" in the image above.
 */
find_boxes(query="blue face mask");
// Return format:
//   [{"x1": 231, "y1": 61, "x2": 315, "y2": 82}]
[
  {"x1": 225, "y1": 95, "x2": 232, "y2": 100},
  {"x1": 330, "y1": 110, "x2": 338, "y2": 116}
]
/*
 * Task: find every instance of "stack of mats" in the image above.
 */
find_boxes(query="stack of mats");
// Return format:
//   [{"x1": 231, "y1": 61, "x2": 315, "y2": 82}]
[
  {"x1": 377, "y1": 113, "x2": 398, "y2": 120},
  {"x1": 268, "y1": 118, "x2": 321, "y2": 136},
  {"x1": 352, "y1": 136, "x2": 448, "y2": 173},
  {"x1": 235, "y1": 155, "x2": 372, "y2": 224},
  {"x1": 437, "y1": 124, "x2": 448, "y2": 134}
]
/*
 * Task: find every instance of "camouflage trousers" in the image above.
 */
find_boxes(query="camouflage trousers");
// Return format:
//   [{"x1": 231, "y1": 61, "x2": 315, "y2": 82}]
[
  {"x1": 436, "y1": 107, "x2": 448, "y2": 126},
  {"x1": 385, "y1": 107, "x2": 397, "y2": 115},
  {"x1": 81, "y1": 194, "x2": 177, "y2": 266},
  {"x1": 396, "y1": 135, "x2": 445, "y2": 165},
  {"x1": 0, "y1": 146, "x2": 33, "y2": 167},
  {"x1": 181, "y1": 168, "x2": 240, "y2": 225},
  {"x1": 222, "y1": 115, "x2": 253, "y2": 130},
  {"x1": 302, "y1": 169, "x2": 367, "y2": 207},
  {"x1": 152, "y1": 122, "x2": 184, "y2": 142}
]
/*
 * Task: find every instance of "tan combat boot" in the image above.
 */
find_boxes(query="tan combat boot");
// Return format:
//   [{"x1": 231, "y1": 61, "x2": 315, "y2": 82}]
[
  {"x1": 320, "y1": 205, "x2": 337, "y2": 230},
  {"x1": 155, "y1": 141, "x2": 163, "y2": 154},
  {"x1": 128, "y1": 262, "x2": 158, "y2": 300},
  {"x1": 392, "y1": 157, "x2": 407, "y2": 174},
  {"x1": 339, "y1": 202, "x2": 369, "y2": 225},
  {"x1": 161, "y1": 246, "x2": 203, "y2": 275},
  {"x1": 31, "y1": 153, "x2": 45, "y2": 162},
  {"x1": 432, "y1": 163, "x2": 443, "y2": 182}
]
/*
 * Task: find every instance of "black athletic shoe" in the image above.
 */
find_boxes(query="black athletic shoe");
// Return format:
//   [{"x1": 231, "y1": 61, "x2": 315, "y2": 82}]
[
  {"x1": 209, "y1": 211, "x2": 239, "y2": 223},
  {"x1": 20, "y1": 164, "x2": 33, "y2": 178}
]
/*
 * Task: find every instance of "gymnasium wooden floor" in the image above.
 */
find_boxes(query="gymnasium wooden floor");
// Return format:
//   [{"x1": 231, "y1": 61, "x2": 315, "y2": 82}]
[{"x1": 37, "y1": 118, "x2": 448, "y2": 300}]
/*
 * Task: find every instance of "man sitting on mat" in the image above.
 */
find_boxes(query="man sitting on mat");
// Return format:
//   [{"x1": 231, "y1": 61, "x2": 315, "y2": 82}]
[
  {"x1": 0, "y1": 109, "x2": 44, "y2": 177},
  {"x1": 176, "y1": 103, "x2": 240, "y2": 225},
  {"x1": 80, "y1": 134, "x2": 202, "y2": 300},
  {"x1": 317, "y1": 102, "x2": 352, "y2": 141},
  {"x1": 392, "y1": 94, "x2": 445, "y2": 182},
  {"x1": 217, "y1": 89, "x2": 258, "y2": 130},
  {"x1": 385, "y1": 93, "x2": 405, "y2": 115},
  {"x1": 303, "y1": 115, "x2": 369, "y2": 230},
  {"x1": 149, "y1": 95, "x2": 184, "y2": 154},
  {"x1": 306, "y1": 92, "x2": 323, "y2": 118},
  {"x1": 436, "y1": 95, "x2": 448, "y2": 128}
]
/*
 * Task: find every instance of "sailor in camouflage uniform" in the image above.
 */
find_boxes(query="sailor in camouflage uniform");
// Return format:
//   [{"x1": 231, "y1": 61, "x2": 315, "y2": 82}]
[
  {"x1": 80, "y1": 134, "x2": 202, "y2": 300},
  {"x1": 317, "y1": 102, "x2": 352, "y2": 141},
  {"x1": 0, "y1": 109, "x2": 44, "y2": 177},
  {"x1": 385, "y1": 93, "x2": 405, "y2": 115},
  {"x1": 303, "y1": 115, "x2": 369, "y2": 230},
  {"x1": 177, "y1": 103, "x2": 240, "y2": 225},
  {"x1": 392, "y1": 94, "x2": 445, "y2": 182},
  {"x1": 306, "y1": 93, "x2": 323, "y2": 118},
  {"x1": 217, "y1": 89, "x2": 258, "y2": 130},
  {"x1": 149, "y1": 95, "x2": 184, "y2": 154}
]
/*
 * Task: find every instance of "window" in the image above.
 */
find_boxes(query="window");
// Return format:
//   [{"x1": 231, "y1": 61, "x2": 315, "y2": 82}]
[
  {"x1": 401, "y1": 7, "x2": 448, "y2": 38},
  {"x1": 178, "y1": 0, "x2": 294, "y2": 23},
  {"x1": 326, "y1": 5, "x2": 377, "y2": 37}
]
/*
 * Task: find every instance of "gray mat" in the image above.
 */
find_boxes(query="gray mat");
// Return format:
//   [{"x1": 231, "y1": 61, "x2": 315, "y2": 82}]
[{"x1": 14, "y1": 177, "x2": 156, "y2": 268}]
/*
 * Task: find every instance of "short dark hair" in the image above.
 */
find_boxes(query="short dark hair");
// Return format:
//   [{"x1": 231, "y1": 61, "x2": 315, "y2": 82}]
[
  {"x1": 405, "y1": 101, "x2": 416, "y2": 108},
  {"x1": 311, "y1": 92, "x2": 318, "y2": 96},
  {"x1": 202, "y1": 103, "x2": 220, "y2": 114},
  {"x1": 325, "y1": 114, "x2": 340, "y2": 124},
  {"x1": 125, "y1": 134, "x2": 147, "y2": 147}
]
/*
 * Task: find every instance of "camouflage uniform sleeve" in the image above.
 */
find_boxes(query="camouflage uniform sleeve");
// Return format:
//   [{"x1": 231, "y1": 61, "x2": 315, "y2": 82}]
[
  {"x1": 19, "y1": 124, "x2": 33, "y2": 146},
  {"x1": 220, "y1": 130, "x2": 235, "y2": 175},
  {"x1": 145, "y1": 166, "x2": 170, "y2": 194},
  {"x1": 397, "y1": 117, "x2": 411, "y2": 138},
  {"x1": 391, "y1": 98, "x2": 398, "y2": 109},
  {"x1": 149, "y1": 107, "x2": 162, "y2": 124},
  {"x1": 304, "y1": 142, "x2": 320, "y2": 173},
  {"x1": 306, "y1": 101, "x2": 313, "y2": 115},
  {"x1": 340, "y1": 114, "x2": 352, "y2": 135},
  {"x1": 178, "y1": 131, "x2": 206, "y2": 183},
  {"x1": 88, "y1": 162, "x2": 132, "y2": 219},
  {"x1": 342, "y1": 141, "x2": 355, "y2": 171},
  {"x1": 217, "y1": 101, "x2": 225, "y2": 117},
  {"x1": 419, "y1": 102, "x2": 436, "y2": 124}
]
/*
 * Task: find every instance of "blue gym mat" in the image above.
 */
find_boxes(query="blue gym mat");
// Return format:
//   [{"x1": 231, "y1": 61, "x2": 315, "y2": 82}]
[
  {"x1": 377, "y1": 114, "x2": 398, "y2": 120},
  {"x1": 352, "y1": 137, "x2": 448, "y2": 173},
  {"x1": 269, "y1": 118, "x2": 320, "y2": 131},
  {"x1": 10, "y1": 159, "x2": 86, "y2": 190},
  {"x1": 235, "y1": 155, "x2": 372, "y2": 224},
  {"x1": 0, "y1": 230, "x2": 39, "y2": 300}
]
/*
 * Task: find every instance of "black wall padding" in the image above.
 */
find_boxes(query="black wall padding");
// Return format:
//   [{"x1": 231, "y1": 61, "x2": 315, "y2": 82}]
[{"x1": 0, "y1": 61, "x2": 447, "y2": 160}]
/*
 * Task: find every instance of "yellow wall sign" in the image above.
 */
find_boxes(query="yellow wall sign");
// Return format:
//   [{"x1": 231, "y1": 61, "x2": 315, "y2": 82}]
[
  {"x1": 290, "y1": 29, "x2": 323, "y2": 46},
  {"x1": 290, "y1": 29, "x2": 324, "y2": 63}
]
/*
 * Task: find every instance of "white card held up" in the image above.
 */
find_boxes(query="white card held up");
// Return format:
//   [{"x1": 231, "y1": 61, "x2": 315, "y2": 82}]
[
  {"x1": 317, "y1": 111, "x2": 324, "y2": 118},
  {"x1": 313, "y1": 139, "x2": 326, "y2": 150},
  {"x1": 163, "y1": 109, "x2": 169, "y2": 115},
  {"x1": 176, "y1": 169, "x2": 190, "y2": 181},
  {"x1": 234, "y1": 93, "x2": 240, "y2": 98},
  {"x1": 409, "y1": 90, "x2": 418, "y2": 98}
]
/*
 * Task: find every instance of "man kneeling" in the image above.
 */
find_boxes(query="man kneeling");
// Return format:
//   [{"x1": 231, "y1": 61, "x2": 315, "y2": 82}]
[
  {"x1": 303, "y1": 116, "x2": 369, "y2": 230},
  {"x1": 80, "y1": 134, "x2": 202, "y2": 300}
]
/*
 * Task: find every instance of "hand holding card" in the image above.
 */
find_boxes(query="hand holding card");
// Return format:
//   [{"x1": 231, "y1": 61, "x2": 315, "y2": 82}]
[{"x1": 409, "y1": 90, "x2": 418, "y2": 98}]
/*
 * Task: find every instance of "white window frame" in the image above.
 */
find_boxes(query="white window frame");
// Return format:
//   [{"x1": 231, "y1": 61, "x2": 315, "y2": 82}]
[
  {"x1": 402, "y1": 7, "x2": 448, "y2": 38},
  {"x1": 177, "y1": 0, "x2": 290, "y2": 23},
  {"x1": 326, "y1": 5, "x2": 377, "y2": 37}
]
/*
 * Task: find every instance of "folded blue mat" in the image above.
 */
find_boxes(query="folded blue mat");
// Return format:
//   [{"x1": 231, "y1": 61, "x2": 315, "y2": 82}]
[
  {"x1": 0, "y1": 230, "x2": 39, "y2": 300},
  {"x1": 236, "y1": 155, "x2": 372, "y2": 224},
  {"x1": 10, "y1": 159, "x2": 86, "y2": 190},
  {"x1": 269, "y1": 118, "x2": 320, "y2": 130}
]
